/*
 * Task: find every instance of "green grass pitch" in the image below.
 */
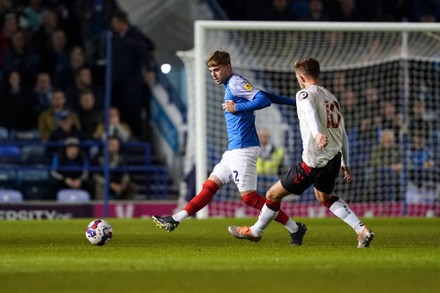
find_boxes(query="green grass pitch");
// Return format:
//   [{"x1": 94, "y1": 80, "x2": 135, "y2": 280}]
[{"x1": 0, "y1": 217, "x2": 439, "y2": 293}]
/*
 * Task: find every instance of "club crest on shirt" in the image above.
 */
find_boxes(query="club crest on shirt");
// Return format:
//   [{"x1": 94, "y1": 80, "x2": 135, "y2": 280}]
[
  {"x1": 242, "y1": 81, "x2": 253, "y2": 91},
  {"x1": 298, "y1": 91, "x2": 308, "y2": 100}
]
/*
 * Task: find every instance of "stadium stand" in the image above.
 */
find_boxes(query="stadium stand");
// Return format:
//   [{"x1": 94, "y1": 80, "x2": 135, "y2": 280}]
[
  {"x1": 0, "y1": 168, "x2": 18, "y2": 190},
  {"x1": 0, "y1": 189, "x2": 23, "y2": 203},
  {"x1": 20, "y1": 144, "x2": 48, "y2": 165},
  {"x1": 3, "y1": 0, "x2": 438, "y2": 206},
  {"x1": 0, "y1": 144, "x2": 21, "y2": 165},
  {"x1": 57, "y1": 189, "x2": 91, "y2": 203},
  {"x1": 0, "y1": 127, "x2": 9, "y2": 141},
  {"x1": 0, "y1": 140, "x2": 168, "y2": 200},
  {"x1": 17, "y1": 168, "x2": 50, "y2": 200},
  {"x1": 0, "y1": 2, "x2": 176, "y2": 201},
  {"x1": 216, "y1": 0, "x2": 440, "y2": 22}
]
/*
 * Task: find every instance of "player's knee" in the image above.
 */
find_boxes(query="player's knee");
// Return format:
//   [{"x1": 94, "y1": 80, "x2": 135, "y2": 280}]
[
  {"x1": 314, "y1": 188, "x2": 331, "y2": 203},
  {"x1": 315, "y1": 193, "x2": 325, "y2": 203},
  {"x1": 266, "y1": 190, "x2": 281, "y2": 202},
  {"x1": 265, "y1": 181, "x2": 286, "y2": 202}
]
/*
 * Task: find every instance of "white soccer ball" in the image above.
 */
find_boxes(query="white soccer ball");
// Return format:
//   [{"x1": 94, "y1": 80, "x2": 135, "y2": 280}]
[{"x1": 85, "y1": 219, "x2": 113, "y2": 246}]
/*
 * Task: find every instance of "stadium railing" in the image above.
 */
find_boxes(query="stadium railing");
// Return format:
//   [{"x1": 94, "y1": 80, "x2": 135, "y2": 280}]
[{"x1": 0, "y1": 140, "x2": 169, "y2": 200}]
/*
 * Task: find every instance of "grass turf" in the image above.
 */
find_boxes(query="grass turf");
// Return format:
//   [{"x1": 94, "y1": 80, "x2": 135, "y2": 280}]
[{"x1": 0, "y1": 218, "x2": 439, "y2": 293}]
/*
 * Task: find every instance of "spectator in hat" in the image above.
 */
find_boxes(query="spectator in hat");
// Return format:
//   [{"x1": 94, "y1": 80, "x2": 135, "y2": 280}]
[
  {"x1": 46, "y1": 110, "x2": 84, "y2": 158},
  {"x1": 49, "y1": 136, "x2": 94, "y2": 199}
]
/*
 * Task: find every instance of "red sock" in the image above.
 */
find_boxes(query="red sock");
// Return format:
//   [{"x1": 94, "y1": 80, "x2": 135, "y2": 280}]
[
  {"x1": 184, "y1": 180, "x2": 219, "y2": 216},
  {"x1": 322, "y1": 195, "x2": 339, "y2": 208},
  {"x1": 242, "y1": 192, "x2": 289, "y2": 225}
]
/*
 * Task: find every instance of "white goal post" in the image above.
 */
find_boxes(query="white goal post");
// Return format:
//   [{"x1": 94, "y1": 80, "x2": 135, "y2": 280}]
[{"x1": 187, "y1": 21, "x2": 440, "y2": 219}]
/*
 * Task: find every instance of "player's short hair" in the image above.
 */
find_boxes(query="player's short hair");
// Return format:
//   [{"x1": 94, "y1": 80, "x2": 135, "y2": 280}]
[
  {"x1": 294, "y1": 57, "x2": 320, "y2": 78},
  {"x1": 206, "y1": 50, "x2": 231, "y2": 67}
]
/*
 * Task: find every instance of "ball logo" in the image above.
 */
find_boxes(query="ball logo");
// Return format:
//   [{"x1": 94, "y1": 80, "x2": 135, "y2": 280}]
[
  {"x1": 86, "y1": 228, "x2": 97, "y2": 237},
  {"x1": 242, "y1": 81, "x2": 253, "y2": 91}
]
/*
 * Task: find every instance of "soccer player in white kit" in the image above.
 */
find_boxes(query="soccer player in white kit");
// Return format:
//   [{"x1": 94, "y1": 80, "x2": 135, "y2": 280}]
[
  {"x1": 153, "y1": 51, "x2": 304, "y2": 244},
  {"x1": 228, "y1": 57, "x2": 374, "y2": 248}
]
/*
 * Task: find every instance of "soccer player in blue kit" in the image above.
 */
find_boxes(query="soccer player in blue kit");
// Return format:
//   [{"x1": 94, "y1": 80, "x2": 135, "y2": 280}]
[{"x1": 153, "y1": 50, "x2": 306, "y2": 245}]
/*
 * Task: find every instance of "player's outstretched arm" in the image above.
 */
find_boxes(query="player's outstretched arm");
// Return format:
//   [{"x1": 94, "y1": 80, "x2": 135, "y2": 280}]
[
  {"x1": 234, "y1": 91, "x2": 271, "y2": 112},
  {"x1": 264, "y1": 91, "x2": 296, "y2": 106}
]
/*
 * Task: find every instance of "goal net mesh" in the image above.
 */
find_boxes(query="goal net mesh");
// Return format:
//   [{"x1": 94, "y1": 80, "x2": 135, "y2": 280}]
[{"x1": 179, "y1": 23, "x2": 440, "y2": 217}]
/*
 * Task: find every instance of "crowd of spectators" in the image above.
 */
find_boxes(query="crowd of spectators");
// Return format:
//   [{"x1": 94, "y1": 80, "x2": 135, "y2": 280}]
[
  {"x1": 2, "y1": 0, "x2": 440, "y2": 203},
  {"x1": 0, "y1": 0, "x2": 156, "y2": 142},
  {"x1": 219, "y1": 0, "x2": 440, "y2": 23},
  {"x1": 221, "y1": 0, "x2": 440, "y2": 200},
  {"x1": 329, "y1": 66, "x2": 438, "y2": 203},
  {"x1": 0, "y1": 0, "x2": 158, "y2": 200}
]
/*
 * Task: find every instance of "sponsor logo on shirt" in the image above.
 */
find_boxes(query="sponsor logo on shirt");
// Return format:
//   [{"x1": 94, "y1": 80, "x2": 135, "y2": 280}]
[
  {"x1": 242, "y1": 81, "x2": 253, "y2": 91},
  {"x1": 298, "y1": 91, "x2": 308, "y2": 100}
]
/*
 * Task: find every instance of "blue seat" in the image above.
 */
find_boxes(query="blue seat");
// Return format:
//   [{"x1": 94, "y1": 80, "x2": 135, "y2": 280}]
[
  {"x1": 0, "y1": 168, "x2": 17, "y2": 189},
  {"x1": 0, "y1": 127, "x2": 9, "y2": 141},
  {"x1": 11, "y1": 129, "x2": 40, "y2": 141},
  {"x1": 20, "y1": 145, "x2": 49, "y2": 165},
  {"x1": 0, "y1": 145, "x2": 21, "y2": 164},
  {"x1": 17, "y1": 169, "x2": 50, "y2": 200},
  {"x1": 0, "y1": 189, "x2": 23, "y2": 203},
  {"x1": 57, "y1": 189, "x2": 91, "y2": 203}
]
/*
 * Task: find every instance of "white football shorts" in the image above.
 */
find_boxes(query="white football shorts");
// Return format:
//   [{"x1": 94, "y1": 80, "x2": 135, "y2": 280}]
[{"x1": 210, "y1": 146, "x2": 260, "y2": 192}]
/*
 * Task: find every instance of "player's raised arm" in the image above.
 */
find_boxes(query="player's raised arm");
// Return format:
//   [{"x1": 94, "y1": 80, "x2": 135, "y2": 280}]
[{"x1": 263, "y1": 91, "x2": 296, "y2": 106}]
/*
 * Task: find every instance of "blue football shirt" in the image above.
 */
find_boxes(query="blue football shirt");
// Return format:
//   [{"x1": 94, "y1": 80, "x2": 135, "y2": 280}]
[{"x1": 224, "y1": 73, "x2": 268, "y2": 150}]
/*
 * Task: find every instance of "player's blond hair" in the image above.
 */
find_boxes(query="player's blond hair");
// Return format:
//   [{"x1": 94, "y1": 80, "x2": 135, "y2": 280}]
[
  {"x1": 294, "y1": 57, "x2": 320, "y2": 78},
  {"x1": 206, "y1": 50, "x2": 231, "y2": 67}
]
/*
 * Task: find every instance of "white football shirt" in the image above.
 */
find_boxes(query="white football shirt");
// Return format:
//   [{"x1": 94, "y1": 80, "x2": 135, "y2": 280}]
[{"x1": 296, "y1": 84, "x2": 349, "y2": 168}]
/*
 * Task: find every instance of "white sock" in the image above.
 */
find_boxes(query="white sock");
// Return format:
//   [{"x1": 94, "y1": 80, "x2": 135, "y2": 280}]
[
  {"x1": 284, "y1": 218, "x2": 299, "y2": 234},
  {"x1": 250, "y1": 204, "x2": 278, "y2": 237},
  {"x1": 329, "y1": 198, "x2": 364, "y2": 234},
  {"x1": 172, "y1": 210, "x2": 189, "y2": 222}
]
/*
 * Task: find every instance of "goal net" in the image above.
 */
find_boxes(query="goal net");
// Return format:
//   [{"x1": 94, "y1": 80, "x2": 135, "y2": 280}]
[{"x1": 179, "y1": 21, "x2": 440, "y2": 218}]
